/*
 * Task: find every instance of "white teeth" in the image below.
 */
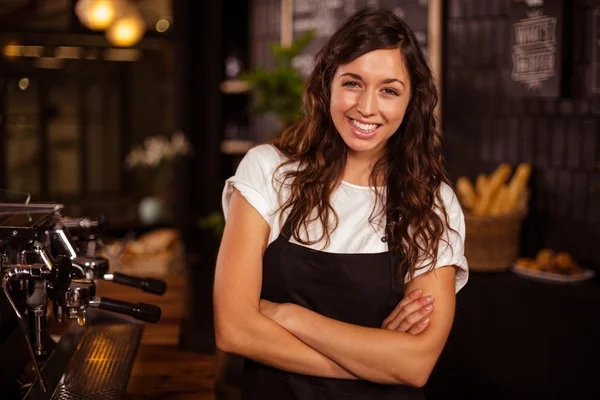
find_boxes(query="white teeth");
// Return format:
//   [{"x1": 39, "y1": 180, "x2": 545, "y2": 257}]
[{"x1": 350, "y1": 119, "x2": 378, "y2": 132}]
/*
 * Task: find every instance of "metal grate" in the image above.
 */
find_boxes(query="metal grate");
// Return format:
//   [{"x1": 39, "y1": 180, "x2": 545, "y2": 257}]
[{"x1": 51, "y1": 322, "x2": 143, "y2": 400}]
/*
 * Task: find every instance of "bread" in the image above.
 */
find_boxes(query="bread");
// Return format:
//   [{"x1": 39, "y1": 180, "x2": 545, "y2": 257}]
[
  {"x1": 126, "y1": 228, "x2": 181, "y2": 255},
  {"x1": 488, "y1": 184, "x2": 509, "y2": 216},
  {"x1": 457, "y1": 163, "x2": 531, "y2": 216},
  {"x1": 535, "y1": 248, "x2": 555, "y2": 268},
  {"x1": 473, "y1": 164, "x2": 512, "y2": 215},
  {"x1": 473, "y1": 174, "x2": 488, "y2": 212},
  {"x1": 456, "y1": 177, "x2": 477, "y2": 209},
  {"x1": 502, "y1": 163, "x2": 531, "y2": 213},
  {"x1": 475, "y1": 174, "x2": 488, "y2": 198},
  {"x1": 555, "y1": 252, "x2": 575, "y2": 270}
]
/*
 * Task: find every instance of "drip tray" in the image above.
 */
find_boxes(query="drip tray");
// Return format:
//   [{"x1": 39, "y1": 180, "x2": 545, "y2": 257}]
[{"x1": 25, "y1": 309, "x2": 143, "y2": 400}]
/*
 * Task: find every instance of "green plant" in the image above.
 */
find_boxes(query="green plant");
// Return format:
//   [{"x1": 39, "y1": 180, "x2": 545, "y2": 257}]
[
  {"x1": 241, "y1": 30, "x2": 316, "y2": 130},
  {"x1": 198, "y1": 210, "x2": 225, "y2": 237},
  {"x1": 199, "y1": 32, "x2": 316, "y2": 237}
]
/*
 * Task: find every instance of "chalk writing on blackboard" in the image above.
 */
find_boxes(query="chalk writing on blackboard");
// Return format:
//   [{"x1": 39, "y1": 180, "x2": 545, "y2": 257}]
[
  {"x1": 511, "y1": 9, "x2": 558, "y2": 90},
  {"x1": 292, "y1": 0, "x2": 361, "y2": 77},
  {"x1": 292, "y1": 0, "x2": 429, "y2": 77}
]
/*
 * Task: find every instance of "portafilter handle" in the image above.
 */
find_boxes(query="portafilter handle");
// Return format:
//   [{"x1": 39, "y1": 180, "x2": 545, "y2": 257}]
[
  {"x1": 103, "y1": 272, "x2": 167, "y2": 295},
  {"x1": 90, "y1": 297, "x2": 162, "y2": 323},
  {"x1": 57, "y1": 280, "x2": 162, "y2": 323}
]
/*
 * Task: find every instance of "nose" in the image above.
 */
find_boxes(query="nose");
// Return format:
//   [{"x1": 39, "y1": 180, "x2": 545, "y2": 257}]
[{"x1": 356, "y1": 89, "x2": 377, "y2": 117}]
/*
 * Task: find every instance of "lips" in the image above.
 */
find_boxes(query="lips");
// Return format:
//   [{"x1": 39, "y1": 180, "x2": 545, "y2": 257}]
[{"x1": 346, "y1": 117, "x2": 380, "y2": 139}]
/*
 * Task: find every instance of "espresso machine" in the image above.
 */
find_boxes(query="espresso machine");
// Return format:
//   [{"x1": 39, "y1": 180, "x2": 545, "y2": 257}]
[{"x1": 0, "y1": 203, "x2": 167, "y2": 399}]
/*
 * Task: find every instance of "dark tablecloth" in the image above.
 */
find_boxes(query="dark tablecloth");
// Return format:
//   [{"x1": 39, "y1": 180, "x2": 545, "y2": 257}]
[{"x1": 425, "y1": 271, "x2": 600, "y2": 400}]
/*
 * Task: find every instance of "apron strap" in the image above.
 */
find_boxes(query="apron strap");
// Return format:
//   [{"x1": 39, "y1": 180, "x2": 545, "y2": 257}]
[
  {"x1": 389, "y1": 251, "x2": 404, "y2": 295},
  {"x1": 280, "y1": 212, "x2": 293, "y2": 240},
  {"x1": 386, "y1": 223, "x2": 405, "y2": 296}
]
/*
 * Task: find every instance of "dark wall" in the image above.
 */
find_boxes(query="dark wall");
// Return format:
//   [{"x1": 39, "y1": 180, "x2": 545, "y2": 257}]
[
  {"x1": 0, "y1": 59, "x2": 5, "y2": 190},
  {"x1": 443, "y1": 0, "x2": 600, "y2": 266},
  {"x1": 172, "y1": 0, "x2": 223, "y2": 247}
]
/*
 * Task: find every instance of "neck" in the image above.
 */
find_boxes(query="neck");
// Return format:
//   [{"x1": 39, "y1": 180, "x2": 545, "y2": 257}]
[{"x1": 343, "y1": 150, "x2": 385, "y2": 187}]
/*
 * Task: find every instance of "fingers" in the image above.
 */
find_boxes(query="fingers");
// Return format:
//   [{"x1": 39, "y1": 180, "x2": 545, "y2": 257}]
[
  {"x1": 382, "y1": 288, "x2": 429, "y2": 328},
  {"x1": 407, "y1": 317, "x2": 430, "y2": 335},
  {"x1": 393, "y1": 303, "x2": 433, "y2": 332},
  {"x1": 383, "y1": 294, "x2": 435, "y2": 331},
  {"x1": 382, "y1": 288, "x2": 422, "y2": 328}
]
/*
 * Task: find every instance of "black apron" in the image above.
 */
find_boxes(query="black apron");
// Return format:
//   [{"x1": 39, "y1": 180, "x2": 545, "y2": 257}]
[{"x1": 241, "y1": 218, "x2": 425, "y2": 399}]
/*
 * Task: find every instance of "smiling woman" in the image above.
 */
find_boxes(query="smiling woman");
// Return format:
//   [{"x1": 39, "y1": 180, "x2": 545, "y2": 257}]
[
  {"x1": 330, "y1": 49, "x2": 411, "y2": 169},
  {"x1": 214, "y1": 6, "x2": 468, "y2": 400}
]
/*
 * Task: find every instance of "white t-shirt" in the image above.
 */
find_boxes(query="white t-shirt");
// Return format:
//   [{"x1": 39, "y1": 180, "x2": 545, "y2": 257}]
[{"x1": 222, "y1": 144, "x2": 469, "y2": 293}]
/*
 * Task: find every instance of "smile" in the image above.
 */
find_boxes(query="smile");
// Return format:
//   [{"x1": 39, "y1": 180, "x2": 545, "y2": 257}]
[{"x1": 347, "y1": 117, "x2": 381, "y2": 139}]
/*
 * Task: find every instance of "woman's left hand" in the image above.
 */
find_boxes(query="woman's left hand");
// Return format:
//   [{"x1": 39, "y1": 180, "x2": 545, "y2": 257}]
[{"x1": 381, "y1": 288, "x2": 434, "y2": 334}]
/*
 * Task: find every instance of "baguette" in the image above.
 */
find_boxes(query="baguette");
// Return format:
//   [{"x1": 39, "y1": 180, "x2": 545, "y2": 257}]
[
  {"x1": 475, "y1": 174, "x2": 488, "y2": 197},
  {"x1": 456, "y1": 177, "x2": 477, "y2": 209},
  {"x1": 474, "y1": 174, "x2": 488, "y2": 211},
  {"x1": 473, "y1": 163, "x2": 512, "y2": 215},
  {"x1": 488, "y1": 184, "x2": 509, "y2": 216},
  {"x1": 502, "y1": 163, "x2": 532, "y2": 213}
]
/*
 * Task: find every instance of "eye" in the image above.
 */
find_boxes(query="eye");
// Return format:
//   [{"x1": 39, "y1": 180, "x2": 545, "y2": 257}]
[
  {"x1": 382, "y1": 88, "x2": 400, "y2": 96},
  {"x1": 341, "y1": 80, "x2": 360, "y2": 88}
]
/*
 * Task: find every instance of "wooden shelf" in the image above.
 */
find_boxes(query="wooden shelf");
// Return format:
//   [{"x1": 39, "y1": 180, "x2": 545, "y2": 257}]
[
  {"x1": 219, "y1": 79, "x2": 250, "y2": 94},
  {"x1": 220, "y1": 139, "x2": 254, "y2": 155}
]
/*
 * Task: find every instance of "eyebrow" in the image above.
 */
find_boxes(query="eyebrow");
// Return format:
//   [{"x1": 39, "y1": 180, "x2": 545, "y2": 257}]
[{"x1": 340, "y1": 72, "x2": 406, "y2": 90}]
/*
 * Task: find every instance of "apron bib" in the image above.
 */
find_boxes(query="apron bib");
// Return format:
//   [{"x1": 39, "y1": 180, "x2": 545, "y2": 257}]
[{"x1": 242, "y1": 219, "x2": 425, "y2": 399}]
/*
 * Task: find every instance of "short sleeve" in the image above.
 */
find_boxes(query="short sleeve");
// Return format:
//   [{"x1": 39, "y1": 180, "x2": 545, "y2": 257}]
[
  {"x1": 407, "y1": 182, "x2": 469, "y2": 293},
  {"x1": 221, "y1": 144, "x2": 282, "y2": 227}
]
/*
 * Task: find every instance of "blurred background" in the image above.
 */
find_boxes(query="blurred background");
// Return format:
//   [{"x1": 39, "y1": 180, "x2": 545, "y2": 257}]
[{"x1": 0, "y1": 0, "x2": 599, "y2": 399}]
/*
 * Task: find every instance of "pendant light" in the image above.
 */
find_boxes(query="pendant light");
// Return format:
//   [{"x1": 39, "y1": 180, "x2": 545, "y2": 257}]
[
  {"x1": 75, "y1": 0, "x2": 124, "y2": 31},
  {"x1": 105, "y1": 4, "x2": 146, "y2": 47}
]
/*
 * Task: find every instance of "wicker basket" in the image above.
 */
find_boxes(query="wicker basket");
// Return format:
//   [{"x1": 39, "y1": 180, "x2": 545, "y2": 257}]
[{"x1": 464, "y1": 206, "x2": 527, "y2": 272}]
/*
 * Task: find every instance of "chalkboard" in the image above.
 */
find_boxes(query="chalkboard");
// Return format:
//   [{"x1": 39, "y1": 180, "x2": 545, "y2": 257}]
[
  {"x1": 291, "y1": 0, "x2": 429, "y2": 77},
  {"x1": 503, "y1": 0, "x2": 563, "y2": 98}
]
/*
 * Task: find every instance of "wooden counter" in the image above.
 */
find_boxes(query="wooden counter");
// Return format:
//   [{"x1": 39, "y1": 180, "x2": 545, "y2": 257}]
[{"x1": 96, "y1": 274, "x2": 216, "y2": 399}]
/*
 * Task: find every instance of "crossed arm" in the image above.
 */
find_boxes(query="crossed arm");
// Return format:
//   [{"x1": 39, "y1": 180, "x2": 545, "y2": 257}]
[{"x1": 213, "y1": 189, "x2": 457, "y2": 387}]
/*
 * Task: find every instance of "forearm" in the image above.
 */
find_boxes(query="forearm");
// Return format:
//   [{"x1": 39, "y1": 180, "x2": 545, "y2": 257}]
[
  {"x1": 280, "y1": 304, "x2": 433, "y2": 385},
  {"x1": 215, "y1": 310, "x2": 359, "y2": 380}
]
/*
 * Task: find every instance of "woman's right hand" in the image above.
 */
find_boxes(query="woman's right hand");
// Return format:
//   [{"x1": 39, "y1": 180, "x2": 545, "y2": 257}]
[{"x1": 381, "y1": 288, "x2": 434, "y2": 335}]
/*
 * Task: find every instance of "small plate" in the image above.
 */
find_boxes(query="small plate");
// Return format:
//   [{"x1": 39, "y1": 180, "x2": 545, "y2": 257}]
[{"x1": 512, "y1": 264, "x2": 595, "y2": 284}]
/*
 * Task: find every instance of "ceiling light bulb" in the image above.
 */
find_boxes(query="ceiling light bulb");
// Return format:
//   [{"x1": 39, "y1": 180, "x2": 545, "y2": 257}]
[
  {"x1": 75, "y1": 0, "x2": 123, "y2": 31},
  {"x1": 105, "y1": 6, "x2": 146, "y2": 47}
]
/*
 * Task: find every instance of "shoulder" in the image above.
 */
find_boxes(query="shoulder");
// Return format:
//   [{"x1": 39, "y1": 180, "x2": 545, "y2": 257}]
[
  {"x1": 438, "y1": 182, "x2": 462, "y2": 216},
  {"x1": 225, "y1": 143, "x2": 288, "y2": 192},
  {"x1": 231, "y1": 144, "x2": 291, "y2": 185},
  {"x1": 407, "y1": 181, "x2": 469, "y2": 292},
  {"x1": 245, "y1": 143, "x2": 286, "y2": 165},
  {"x1": 222, "y1": 144, "x2": 290, "y2": 227}
]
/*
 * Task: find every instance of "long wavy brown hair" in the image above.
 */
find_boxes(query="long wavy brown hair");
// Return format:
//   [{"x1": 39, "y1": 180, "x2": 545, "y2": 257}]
[{"x1": 272, "y1": 6, "x2": 452, "y2": 282}]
